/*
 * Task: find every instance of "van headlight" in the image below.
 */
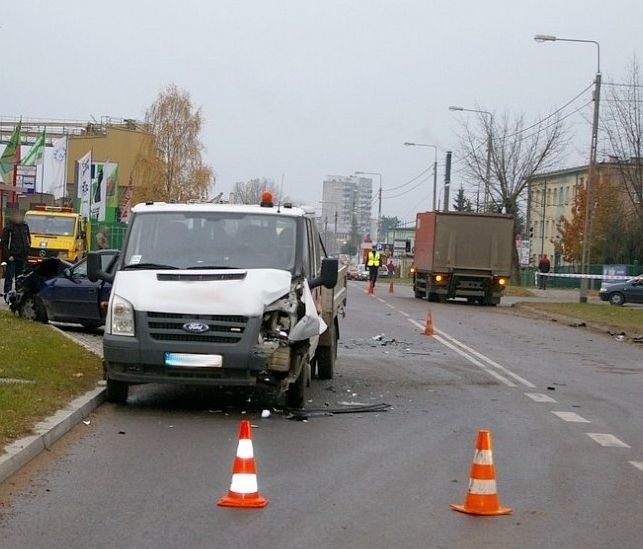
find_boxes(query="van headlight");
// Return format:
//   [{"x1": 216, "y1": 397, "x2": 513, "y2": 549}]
[{"x1": 110, "y1": 295, "x2": 135, "y2": 336}]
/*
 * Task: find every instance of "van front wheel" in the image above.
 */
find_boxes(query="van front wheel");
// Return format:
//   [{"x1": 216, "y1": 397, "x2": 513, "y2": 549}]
[{"x1": 106, "y1": 378, "x2": 129, "y2": 404}]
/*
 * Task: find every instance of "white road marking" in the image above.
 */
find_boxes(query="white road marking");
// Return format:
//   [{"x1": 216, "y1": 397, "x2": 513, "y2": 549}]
[
  {"x1": 400, "y1": 311, "x2": 410, "y2": 317},
  {"x1": 376, "y1": 297, "x2": 386, "y2": 304},
  {"x1": 586, "y1": 433, "x2": 631, "y2": 448},
  {"x1": 407, "y1": 318, "x2": 516, "y2": 387},
  {"x1": 525, "y1": 392, "x2": 557, "y2": 403},
  {"x1": 434, "y1": 328, "x2": 536, "y2": 388},
  {"x1": 629, "y1": 461, "x2": 643, "y2": 472},
  {"x1": 551, "y1": 411, "x2": 591, "y2": 423},
  {"x1": 385, "y1": 303, "x2": 396, "y2": 309}
]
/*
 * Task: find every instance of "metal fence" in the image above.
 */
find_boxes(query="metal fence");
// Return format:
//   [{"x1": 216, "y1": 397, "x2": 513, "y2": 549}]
[{"x1": 88, "y1": 221, "x2": 128, "y2": 251}]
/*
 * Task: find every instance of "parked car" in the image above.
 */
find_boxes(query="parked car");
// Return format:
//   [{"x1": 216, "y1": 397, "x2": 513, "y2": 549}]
[
  {"x1": 8, "y1": 250, "x2": 119, "y2": 327},
  {"x1": 599, "y1": 276, "x2": 643, "y2": 306},
  {"x1": 350, "y1": 264, "x2": 369, "y2": 281}
]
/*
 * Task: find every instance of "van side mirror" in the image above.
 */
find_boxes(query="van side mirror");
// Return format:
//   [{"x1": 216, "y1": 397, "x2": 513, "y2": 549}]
[
  {"x1": 310, "y1": 257, "x2": 338, "y2": 290},
  {"x1": 87, "y1": 251, "x2": 114, "y2": 283}
]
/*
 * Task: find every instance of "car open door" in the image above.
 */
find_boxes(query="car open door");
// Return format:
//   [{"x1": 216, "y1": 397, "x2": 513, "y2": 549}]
[{"x1": 41, "y1": 252, "x2": 117, "y2": 324}]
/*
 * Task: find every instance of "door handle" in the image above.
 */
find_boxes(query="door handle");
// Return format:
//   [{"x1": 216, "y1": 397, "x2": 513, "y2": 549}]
[{"x1": 88, "y1": 288, "x2": 97, "y2": 294}]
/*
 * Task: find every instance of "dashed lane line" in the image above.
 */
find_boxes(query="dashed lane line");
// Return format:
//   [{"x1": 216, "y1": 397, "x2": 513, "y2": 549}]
[
  {"x1": 368, "y1": 292, "x2": 641, "y2": 470},
  {"x1": 385, "y1": 303, "x2": 396, "y2": 310},
  {"x1": 407, "y1": 318, "x2": 516, "y2": 387},
  {"x1": 552, "y1": 411, "x2": 591, "y2": 423},
  {"x1": 433, "y1": 328, "x2": 536, "y2": 389},
  {"x1": 525, "y1": 392, "x2": 557, "y2": 403},
  {"x1": 586, "y1": 433, "x2": 631, "y2": 448}
]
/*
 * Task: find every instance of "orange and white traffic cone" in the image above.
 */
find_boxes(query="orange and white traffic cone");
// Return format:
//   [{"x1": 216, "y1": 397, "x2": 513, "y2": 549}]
[
  {"x1": 367, "y1": 281, "x2": 375, "y2": 295},
  {"x1": 388, "y1": 279, "x2": 394, "y2": 294},
  {"x1": 217, "y1": 420, "x2": 268, "y2": 508},
  {"x1": 450, "y1": 430, "x2": 511, "y2": 516},
  {"x1": 423, "y1": 311, "x2": 435, "y2": 336}
]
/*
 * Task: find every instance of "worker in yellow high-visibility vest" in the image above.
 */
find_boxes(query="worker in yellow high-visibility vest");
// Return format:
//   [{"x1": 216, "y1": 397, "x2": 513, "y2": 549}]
[{"x1": 367, "y1": 244, "x2": 381, "y2": 287}]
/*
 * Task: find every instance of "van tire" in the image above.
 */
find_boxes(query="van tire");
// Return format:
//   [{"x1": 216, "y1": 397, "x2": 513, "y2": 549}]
[
  {"x1": 317, "y1": 325, "x2": 336, "y2": 380},
  {"x1": 286, "y1": 355, "x2": 307, "y2": 409},
  {"x1": 106, "y1": 378, "x2": 129, "y2": 404}
]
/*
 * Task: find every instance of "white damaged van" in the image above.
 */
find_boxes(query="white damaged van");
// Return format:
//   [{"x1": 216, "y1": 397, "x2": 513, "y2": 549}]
[{"x1": 88, "y1": 197, "x2": 346, "y2": 408}]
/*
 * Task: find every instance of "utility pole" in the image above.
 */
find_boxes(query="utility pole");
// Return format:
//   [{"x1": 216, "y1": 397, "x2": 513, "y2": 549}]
[
  {"x1": 540, "y1": 179, "x2": 547, "y2": 257},
  {"x1": 443, "y1": 151, "x2": 452, "y2": 212},
  {"x1": 484, "y1": 125, "x2": 493, "y2": 211},
  {"x1": 534, "y1": 34, "x2": 601, "y2": 303},
  {"x1": 377, "y1": 184, "x2": 382, "y2": 243},
  {"x1": 579, "y1": 70, "x2": 601, "y2": 302}
]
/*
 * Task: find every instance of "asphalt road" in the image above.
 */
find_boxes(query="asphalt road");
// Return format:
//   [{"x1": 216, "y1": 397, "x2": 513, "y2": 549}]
[{"x1": 1, "y1": 282, "x2": 642, "y2": 549}]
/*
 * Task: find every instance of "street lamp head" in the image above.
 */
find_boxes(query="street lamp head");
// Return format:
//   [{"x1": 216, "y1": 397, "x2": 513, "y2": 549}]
[
  {"x1": 534, "y1": 34, "x2": 557, "y2": 42},
  {"x1": 448, "y1": 106, "x2": 464, "y2": 111}
]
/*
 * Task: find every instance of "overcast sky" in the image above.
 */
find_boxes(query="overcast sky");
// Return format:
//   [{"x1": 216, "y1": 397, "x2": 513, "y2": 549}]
[{"x1": 3, "y1": 0, "x2": 641, "y2": 222}]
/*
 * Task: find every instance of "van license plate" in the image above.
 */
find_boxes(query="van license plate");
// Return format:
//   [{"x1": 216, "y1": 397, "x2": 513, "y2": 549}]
[{"x1": 165, "y1": 353, "x2": 223, "y2": 368}]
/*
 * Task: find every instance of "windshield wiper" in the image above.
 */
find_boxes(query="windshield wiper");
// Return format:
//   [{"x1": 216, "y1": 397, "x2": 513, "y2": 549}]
[
  {"x1": 122, "y1": 262, "x2": 179, "y2": 270},
  {"x1": 185, "y1": 265, "x2": 241, "y2": 270}
]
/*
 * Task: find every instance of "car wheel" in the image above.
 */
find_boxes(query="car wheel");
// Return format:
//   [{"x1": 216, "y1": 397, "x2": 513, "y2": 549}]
[
  {"x1": 106, "y1": 378, "x2": 129, "y2": 404},
  {"x1": 609, "y1": 292, "x2": 625, "y2": 306},
  {"x1": 19, "y1": 294, "x2": 48, "y2": 323}
]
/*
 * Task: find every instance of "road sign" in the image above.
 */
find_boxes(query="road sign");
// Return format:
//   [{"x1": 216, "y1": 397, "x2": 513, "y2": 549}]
[{"x1": 519, "y1": 240, "x2": 531, "y2": 267}]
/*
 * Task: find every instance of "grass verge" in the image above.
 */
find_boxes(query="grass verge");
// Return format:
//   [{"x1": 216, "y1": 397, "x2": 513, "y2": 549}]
[
  {"x1": 521, "y1": 302, "x2": 643, "y2": 333},
  {"x1": 504, "y1": 285, "x2": 535, "y2": 297},
  {"x1": 0, "y1": 311, "x2": 102, "y2": 449}
]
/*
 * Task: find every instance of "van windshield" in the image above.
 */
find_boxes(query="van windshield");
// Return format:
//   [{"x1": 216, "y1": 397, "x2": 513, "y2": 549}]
[
  {"x1": 25, "y1": 214, "x2": 76, "y2": 236},
  {"x1": 122, "y1": 211, "x2": 297, "y2": 271}
]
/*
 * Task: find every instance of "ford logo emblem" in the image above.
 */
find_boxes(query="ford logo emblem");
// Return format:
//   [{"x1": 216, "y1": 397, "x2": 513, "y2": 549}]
[{"x1": 182, "y1": 321, "x2": 210, "y2": 334}]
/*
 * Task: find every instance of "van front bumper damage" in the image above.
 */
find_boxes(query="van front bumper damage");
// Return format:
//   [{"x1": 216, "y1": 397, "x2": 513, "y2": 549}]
[{"x1": 104, "y1": 314, "x2": 269, "y2": 387}]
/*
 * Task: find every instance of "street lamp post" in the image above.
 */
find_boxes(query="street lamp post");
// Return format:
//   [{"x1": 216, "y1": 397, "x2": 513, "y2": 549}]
[
  {"x1": 448, "y1": 106, "x2": 493, "y2": 212},
  {"x1": 535, "y1": 34, "x2": 601, "y2": 303},
  {"x1": 355, "y1": 171, "x2": 382, "y2": 243},
  {"x1": 403, "y1": 142, "x2": 438, "y2": 211}
]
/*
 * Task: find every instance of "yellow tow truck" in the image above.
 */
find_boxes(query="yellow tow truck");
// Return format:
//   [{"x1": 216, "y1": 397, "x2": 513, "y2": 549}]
[{"x1": 24, "y1": 206, "x2": 89, "y2": 264}]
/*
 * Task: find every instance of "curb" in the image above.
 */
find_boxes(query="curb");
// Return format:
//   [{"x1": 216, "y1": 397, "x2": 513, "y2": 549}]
[
  {"x1": 0, "y1": 323, "x2": 105, "y2": 485},
  {"x1": 0, "y1": 386, "x2": 106, "y2": 484}
]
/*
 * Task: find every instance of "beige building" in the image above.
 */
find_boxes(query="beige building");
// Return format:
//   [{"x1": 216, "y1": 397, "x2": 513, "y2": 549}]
[
  {"x1": 65, "y1": 120, "x2": 154, "y2": 204},
  {"x1": 527, "y1": 162, "x2": 622, "y2": 266}
]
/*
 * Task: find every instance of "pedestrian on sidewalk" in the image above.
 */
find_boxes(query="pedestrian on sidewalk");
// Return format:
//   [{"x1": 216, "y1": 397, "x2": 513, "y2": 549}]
[
  {"x1": 538, "y1": 254, "x2": 551, "y2": 290},
  {"x1": 1, "y1": 211, "x2": 31, "y2": 300},
  {"x1": 95, "y1": 226, "x2": 109, "y2": 250},
  {"x1": 386, "y1": 258, "x2": 395, "y2": 278}
]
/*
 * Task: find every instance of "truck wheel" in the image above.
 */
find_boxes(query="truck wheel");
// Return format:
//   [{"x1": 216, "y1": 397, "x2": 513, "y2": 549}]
[
  {"x1": 286, "y1": 355, "x2": 307, "y2": 409},
  {"x1": 19, "y1": 294, "x2": 48, "y2": 323},
  {"x1": 106, "y1": 378, "x2": 129, "y2": 404},
  {"x1": 317, "y1": 325, "x2": 336, "y2": 380}
]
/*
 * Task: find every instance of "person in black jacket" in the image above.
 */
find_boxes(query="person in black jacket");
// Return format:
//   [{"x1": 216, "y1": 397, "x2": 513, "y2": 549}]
[{"x1": 1, "y1": 212, "x2": 31, "y2": 299}]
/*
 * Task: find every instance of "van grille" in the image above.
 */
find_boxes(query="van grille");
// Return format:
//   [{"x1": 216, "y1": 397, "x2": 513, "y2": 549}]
[{"x1": 146, "y1": 312, "x2": 248, "y2": 344}]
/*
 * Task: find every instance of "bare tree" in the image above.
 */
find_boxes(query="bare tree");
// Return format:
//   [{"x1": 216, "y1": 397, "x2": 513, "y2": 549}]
[
  {"x1": 133, "y1": 83, "x2": 214, "y2": 202},
  {"x1": 457, "y1": 110, "x2": 567, "y2": 277},
  {"x1": 603, "y1": 57, "x2": 643, "y2": 238},
  {"x1": 231, "y1": 177, "x2": 289, "y2": 204}
]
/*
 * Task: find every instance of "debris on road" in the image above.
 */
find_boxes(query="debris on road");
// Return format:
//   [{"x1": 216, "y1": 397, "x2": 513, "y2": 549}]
[
  {"x1": 286, "y1": 402, "x2": 392, "y2": 421},
  {"x1": 569, "y1": 322, "x2": 587, "y2": 328},
  {"x1": 261, "y1": 409, "x2": 271, "y2": 419},
  {"x1": 82, "y1": 420, "x2": 91, "y2": 425},
  {"x1": 547, "y1": 386, "x2": 556, "y2": 391}
]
